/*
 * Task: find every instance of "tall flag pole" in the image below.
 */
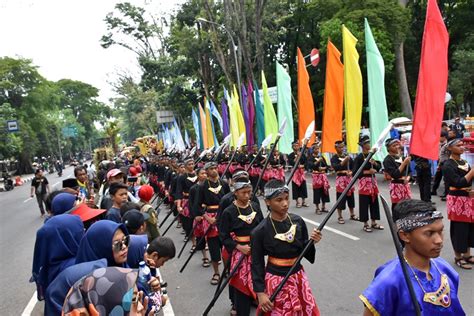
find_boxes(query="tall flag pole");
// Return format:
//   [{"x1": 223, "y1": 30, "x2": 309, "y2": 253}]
[
  {"x1": 342, "y1": 25, "x2": 363, "y2": 153},
  {"x1": 365, "y1": 19, "x2": 389, "y2": 161},
  {"x1": 262, "y1": 71, "x2": 278, "y2": 145},
  {"x1": 198, "y1": 102, "x2": 209, "y2": 149},
  {"x1": 253, "y1": 80, "x2": 266, "y2": 146},
  {"x1": 241, "y1": 83, "x2": 251, "y2": 146},
  {"x1": 410, "y1": 0, "x2": 449, "y2": 160},
  {"x1": 221, "y1": 96, "x2": 230, "y2": 138},
  {"x1": 233, "y1": 85, "x2": 247, "y2": 147},
  {"x1": 297, "y1": 47, "x2": 316, "y2": 146},
  {"x1": 210, "y1": 99, "x2": 223, "y2": 134},
  {"x1": 276, "y1": 62, "x2": 294, "y2": 154},
  {"x1": 321, "y1": 40, "x2": 344, "y2": 153},
  {"x1": 247, "y1": 81, "x2": 256, "y2": 148}
]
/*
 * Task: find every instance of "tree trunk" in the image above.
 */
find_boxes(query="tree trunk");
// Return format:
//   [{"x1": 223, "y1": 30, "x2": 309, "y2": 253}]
[
  {"x1": 396, "y1": 0, "x2": 413, "y2": 118},
  {"x1": 255, "y1": 0, "x2": 265, "y2": 74},
  {"x1": 394, "y1": 42, "x2": 413, "y2": 117},
  {"x1": 16, "y1": 150, "x2": 33, "y2": 175}
]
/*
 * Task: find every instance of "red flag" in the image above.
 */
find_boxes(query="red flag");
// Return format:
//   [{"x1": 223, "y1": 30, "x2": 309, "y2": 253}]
[{"x1": 410, "y1": 0, "x2": 449, "y2": 160}]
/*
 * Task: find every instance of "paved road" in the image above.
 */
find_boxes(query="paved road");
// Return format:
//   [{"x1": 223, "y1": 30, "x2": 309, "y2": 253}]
[
  {"x1": 1, "y1": 172, "x2": 472, "y2": 315},
  {"x1": 0, "y1": 166, "x2": 76, "y2": 316}
]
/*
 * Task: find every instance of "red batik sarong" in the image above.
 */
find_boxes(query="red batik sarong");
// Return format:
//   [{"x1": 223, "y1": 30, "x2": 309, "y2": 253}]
[
  {"x1": 229, "y1": 250, "x2": 256, "y2": 299},
  {"x1": 218, "y1": 163, "x2": 227, "y2": 175},
  {"x1": 293, "y1": 168, "x2": 306, "y2": 187},
  {"x1": 274, "y1": 168, "x2": 285, "y2": 181},
  {"x1": 447, "y1": 195, "x2": 474, "y2": 222},
  {"x1": 258, "y1": 269, "x2": 320, "y2": 316},
  {"x1": 358, "y1": 177, "x2": 379, "y2": 202},
  {"x1": 335, "y1": 175, "x2": 354, "y2": 196},
  {"x1": 194, "y1": 212, "x2": 219, "y2": 238},
  {"x1": 312, "y1": 173, "x2": 330, "y2": 196},
  {"x1": 181, "y1": 198, "x2": 190, "y2": 217},
  {"x1": 389, "y1": 182, "x2": 412, "y2": 203},
  {"x1": 263, "y1": 168, "x2": 273, "y2": 182},
  {"x1": 249, "y1": 166, "x2": 261, "y2": 178}
]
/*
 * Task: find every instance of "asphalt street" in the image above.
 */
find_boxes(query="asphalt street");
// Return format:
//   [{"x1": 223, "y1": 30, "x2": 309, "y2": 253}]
[{"x1": 0, "y1": 171, "x2": 472, "y2": 315}]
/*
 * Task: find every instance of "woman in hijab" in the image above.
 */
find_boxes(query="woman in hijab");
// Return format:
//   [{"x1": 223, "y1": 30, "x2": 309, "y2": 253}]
[
  {"x1": 75, "y1": 220, "x2": 129, "y2": 267},
  {"x1": 62, "y1": 266, "x2": 151, "y2": 316},
  {"x1": 31, "y1": 214, "x2": 84, "y2": 300}
]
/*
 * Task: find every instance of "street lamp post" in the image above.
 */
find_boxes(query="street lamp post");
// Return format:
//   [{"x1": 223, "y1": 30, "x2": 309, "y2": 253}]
[{"x1": 197, "y1": 17, "x2": 242, "y2": 107}]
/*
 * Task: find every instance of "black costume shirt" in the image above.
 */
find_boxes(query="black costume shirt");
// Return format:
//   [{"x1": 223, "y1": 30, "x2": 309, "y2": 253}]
[
  {"x1": 195, "y1": 179, "x2": 230, "y2": 216},
  {"x1": 175, "y1": 172, "x2": 198, "y2": 200},
  {"x1": 383, "y1": 155, "x2": 409, "y2": 180},
  {"x1": 331, "y1": 154, "x2": 354, "y2": 174},
  {"x1": 352, "y1": 153, "x2": 381, "y2": 179},
  {"x1": 442, "y1": 159, "x2": 471, "y2": 197},
  {"x1": 219, "y1": 202, "x2": 263, "y2": 253},
  {"x1": 251, "y1": 213, "x2": 315, "y2": 293},
  {"x1": 307, "y1": 155, "x2": 328, "y2": 172},
  {"x1": 287, "y1": 151, "x2": 307, "y2": 167}
]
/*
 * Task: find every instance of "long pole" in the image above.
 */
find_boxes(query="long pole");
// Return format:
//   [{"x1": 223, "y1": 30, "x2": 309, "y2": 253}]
[
  {"x1": 380, "y1": 196, "x2": 421, "y2": 316},
  {"x1": 180, "y1": 225, "x2": 213, "y2": 273},
  {"x1": 264, "y1": 149, "x2": 377, "y2": 308},
  {"x1": 285, "y1": 140, "x2": 309, "y2": 186},
  {"x1": 253, "y1": 136, "x2": 281, "y2": 196}
]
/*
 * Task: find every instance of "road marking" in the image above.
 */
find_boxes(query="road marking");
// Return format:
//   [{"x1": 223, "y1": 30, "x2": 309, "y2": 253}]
[
  {"x1": 53, "y1": 181, "x2": 61, "y2": 187},
  {"x1": 23, "y1": 197, "x2": 33, "y2": 203},
  {"x1": 302, "y1": 217, "x2": 360, "y2": 241},
  {"x1": 21, "y1": 291, "x2": 37, "y2": 316}
]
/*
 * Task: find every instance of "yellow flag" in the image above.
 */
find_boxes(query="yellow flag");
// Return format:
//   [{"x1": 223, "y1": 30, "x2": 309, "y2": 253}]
[
  {"x1": 204, "y1": 98, "x2": 215, "y2": 148},
  {"x1": 198, "y1": 102, "x2": 208, "y2": 149},
  {"x1": 342, "y1": 25, "x2": 362, "y2": 153},
  {"x1": 232, "y1": 85, "x2": 247, "y2": 147}
]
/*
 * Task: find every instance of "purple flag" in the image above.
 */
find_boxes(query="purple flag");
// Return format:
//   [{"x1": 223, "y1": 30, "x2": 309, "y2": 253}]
[
  {"x1": 221, "y1": 98, "x2": 230, "y2": 137},
  {"x1": 247, "y1": 81, "x2": 255, "y2": 147},
  {"x1": 241, "y1": 84, "x2": 251, "y2": 146}
]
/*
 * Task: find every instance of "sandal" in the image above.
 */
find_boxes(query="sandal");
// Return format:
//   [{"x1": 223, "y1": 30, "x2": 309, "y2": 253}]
[
  {"x1": 202, "y1": 258, "x2": 210, "y2": 268},
  {"x1": 302, "y1": 202, "x2": 309, "y2": 207},
  {"x1": 455, "y1": 258, "x2": 472, "y2": 270},
  {"x1": 296, "y1": 203, "x2": 302, "y2": 208},
  {"x1": 363, "y1": 225, "x2": 372, "y2": 232},
  {"x1": 315, "y1": 208, "x2": 322, "y2": 215},
  {"x1": 321, "y1": 207, "x2": 329, "y2": 213},
  {"x1": 211, "y1": 273, "x2": 220, "y2": 285},
  {"x1": 350, "y1": 214, "x2": 359, "y2": 221},
  {"x1": 371, "y1": 223, "x2": 384, "y2": 230},
  {"x1": 189, "y1": 245, "x2": 196, "y2": 253},
  {"x1": 338, "y1": 217, "x2": 345, "y2": 224},
  {"x1": 462, "y1": 256, "x2": 474, "y2": 264}
]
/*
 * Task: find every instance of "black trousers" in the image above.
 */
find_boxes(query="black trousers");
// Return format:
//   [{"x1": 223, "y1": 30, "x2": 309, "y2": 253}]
[
  {"x1": 416, "y1": 167, "x2": 432, "y2": 202},
  {"x1": 292, "y1": 181, "x2": 308, "y2": 200},
  {"x1": 451, "y1": 221, "x2": 474, "y2": 253},
  {"x1": 313, "y1": 188, "x2": 330, "y2": 204},
  {"x1": 233, "y1": 286, "x2": 252, "y2": 316},
  {"x1": 358, "y1": 194, "x2": 380, "y2": 222},
  {"x1": 207, "y1": 236, "x2": 221, "y2": 262},
  {"x1": 336, "y1": 192, "x2": 355, "y2": 210},
  {"x1": 432, "y1": 165, "x2": 447, "y2": 196},
  {"x1": 35, "y1": 193, "x2": 47, "y2": 215},
  {"x1": 181, "y1": 216, "x2": 193, "y2": 236}
]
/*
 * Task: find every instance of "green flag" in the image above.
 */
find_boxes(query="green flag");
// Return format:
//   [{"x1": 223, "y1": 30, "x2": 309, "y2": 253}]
[
  {"x1": 262, "y1": 71, "x2": 278, "y2": 145},
  {"x1": 253, "y1": 80, "x2": 265, "y2": 146},
  {"x1": 365, "y1": 18, "x2": 389, "y2": 160},
  {"x1": 276, "y1": 62, "x2": 294, "y2": 154}
]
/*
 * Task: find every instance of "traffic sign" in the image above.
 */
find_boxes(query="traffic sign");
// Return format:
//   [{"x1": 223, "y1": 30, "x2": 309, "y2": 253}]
[
  {"x1": 7, "y1": 120, "x2": 19, "y2": 132},
  {"x1": 310, "y1": 49, "x2": 320, "y2": 67}
]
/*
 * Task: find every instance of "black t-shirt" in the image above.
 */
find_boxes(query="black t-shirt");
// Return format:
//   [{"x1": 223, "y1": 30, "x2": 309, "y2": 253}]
[{"x1": 31, "y1": 176, "x2": 49, "y2": 195}]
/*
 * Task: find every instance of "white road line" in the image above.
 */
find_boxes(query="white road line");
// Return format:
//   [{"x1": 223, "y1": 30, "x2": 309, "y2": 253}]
[
  {"x1": 53, "y1": 181, "x2": 61, "y2": 187},
  {"x1": 23, "y1": 197, "x2": 33, "y2": 203},
  {"x1": 156, "y1": 268, "x2": 175, "y2": 315},
  {"x1": 302, "y1": 217, "x2": 360, "y2": 241},
  {"x1": 21, "y1": 291, "x2": 37, "y2": 316}
]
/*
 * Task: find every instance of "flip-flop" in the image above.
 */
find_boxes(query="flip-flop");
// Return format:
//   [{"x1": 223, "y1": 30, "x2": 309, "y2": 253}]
[
  {"x1": 210, "y1": 273, "x2": 220, "y2": 285},
  {"x1": 350, "y1": 214, "x2": 359, "y2": 221},
  {"x1": 462, "y1": 256, "x2": 474, "y2": 264},
  {"x1": 363, "y1": 225, "x2": 372, "y2": 233},
  {"x1": 371, "y1": 223, "x2": 384, "y2": 230},
  {"x1": 338, "y1": 217, "x2": 345, "y2": 224},
  {"x1": 202, "y1": 258, "x2": 210, "y2": 268},
  {"x1": 455, "y1": 258, "x2": 472, "y2": 270}
]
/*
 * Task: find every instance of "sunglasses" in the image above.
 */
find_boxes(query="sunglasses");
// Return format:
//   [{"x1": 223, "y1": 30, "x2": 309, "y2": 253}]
[{"x1": 112, "y1": 235, "x2": 130, "y2": 252}]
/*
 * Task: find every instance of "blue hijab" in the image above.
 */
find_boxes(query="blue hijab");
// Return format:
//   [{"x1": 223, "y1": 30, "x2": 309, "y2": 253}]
[
  {"x1": 127, "y1": 234, "x2": 148, "y2": 268},
  {"x1": 75, "y1": 220, "x2": 129, "y2": 267},
  {"x1": 45, "y1": 259, "x2": 107, "y2": 316},
  {"x1": 31, "y1": 214, "x2": 84, "y2": 300}
]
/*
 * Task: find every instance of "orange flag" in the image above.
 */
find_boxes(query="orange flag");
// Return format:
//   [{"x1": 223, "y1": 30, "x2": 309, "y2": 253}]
[
  {"x1": 321, "y1": 41, "x2": 344, "y2": 153},
  {"x1": 297, "y1": 47, "x2": 316, "y2": 145}
]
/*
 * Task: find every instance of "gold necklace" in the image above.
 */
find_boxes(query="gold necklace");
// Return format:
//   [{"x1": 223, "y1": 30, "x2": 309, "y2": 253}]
[
  {"x1": 404, "y1": 257, "x2": 451, "y2": 308},
  {"x1": 270, "y1": 215, "x2": 296, "y2": 243},
  {"x1": 207, "y1": 179, "x2": 222, "y2": 194},
  {"x1": 451, "y1": 157, "x2": 469, "y2": 172},
  {"x1": 235, "y1": 203, "x2": 256, "y2": 225}
]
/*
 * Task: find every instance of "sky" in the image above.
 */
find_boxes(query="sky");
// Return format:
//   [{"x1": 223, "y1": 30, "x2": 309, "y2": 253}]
[{"x1": 0, "y1": 0, "x2": 183, "y2": 103}]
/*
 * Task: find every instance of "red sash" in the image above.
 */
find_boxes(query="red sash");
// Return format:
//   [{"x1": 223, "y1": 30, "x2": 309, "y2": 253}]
[
  {"x1": 292, "y1": 168, "x2": 306, "y2": 187},
  {"x1": 358, "y1": 177, "x2": 379, "y2": 202},
  {"x1": 181, "y1": 198, "x2": 190, "y2": 218},
  {"x1": 335, "y1": 175, "x2": 354, "y2": 196},
  {"x1": 447, "y1": 195, "x2": 474, "y2": 223},
  {"x1": 194, "y1": 212, "x2": 219, "y2": 238},
  {"x1": 389, "y1": 182, "x2": 412, "y2": 203},
  {"x1": 312, "y1": 173, "x2": 330, "y2": 196},
  {"x1": 229, "y1": 249, "x2": 256, "y2": 299}
]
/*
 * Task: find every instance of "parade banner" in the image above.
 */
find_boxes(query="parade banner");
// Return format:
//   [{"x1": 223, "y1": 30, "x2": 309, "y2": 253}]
[
  {"x1": 276, "y1": 62, "x2": 294, "y2": 154},
  {"x1": 233, "y1": 85, "x2": 247, "y2": 147},
  {"x1": 365, "y1": 19, "x2": 389, "y2": 161},
  {"x1": 210, "y1": 99, "x2": 223, "y2": 134},
  {"x1": 262, "y1": 71, "x2": 278, "y2": 145},
  {"x1": 198, "y1": 102, "x2": 209, "y2": 149},
  {"x1": 321, "y1": 40, "x2": 344, "y2": 154},
  {"x1": 191, "y1": 108, "x2": 202, "y2": 149},
  {"x1": 410, "y1": 0, "x2": 449, "y2": 160},
  {"x1": 253, "y1": 80, "x2": 266, "y2": 147},
  {"x1": 297, "y1": 47, "x2": 316, "y2": 145},
  {"x1": 241, "y1": 83, "x2": 251, "y2": 146},
  {"x1": 247, "y1": 81, "x2": 256, "y2": 147}
]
